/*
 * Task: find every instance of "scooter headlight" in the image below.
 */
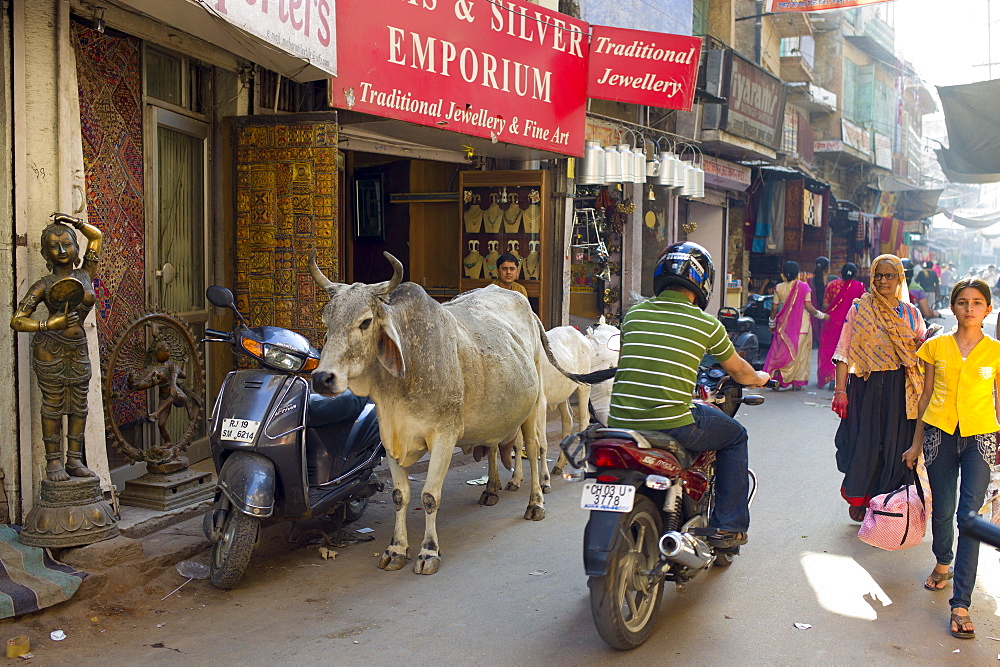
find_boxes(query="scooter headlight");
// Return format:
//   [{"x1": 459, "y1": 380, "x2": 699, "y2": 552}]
[{"x1": 263, "y1": 344, "x2": 305, "y2": 371}]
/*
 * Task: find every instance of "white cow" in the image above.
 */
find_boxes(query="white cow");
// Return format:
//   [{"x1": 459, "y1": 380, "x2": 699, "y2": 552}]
[
  {"x1": 309, "y1": 251, "x2": 577, "y2": 575},
  {"x1": 508, "y1": 319, "x2": 621, "y2": 481},
  {"x1": 507, "y1": 326, "x2": 591, "y2": 490},
  {"x1": 585, "y1": 317, "x2": 621, "y2": 425}
]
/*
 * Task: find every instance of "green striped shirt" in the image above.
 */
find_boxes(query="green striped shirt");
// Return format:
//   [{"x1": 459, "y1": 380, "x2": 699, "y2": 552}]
[{"x1": 608, "y1": 290, "x2": 735, "y2": 430}]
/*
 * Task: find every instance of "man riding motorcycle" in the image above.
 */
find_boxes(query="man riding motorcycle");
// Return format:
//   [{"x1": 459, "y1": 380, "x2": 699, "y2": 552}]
[{"x1": 607, "y1": 242, "x2": 770, "y2": 549}]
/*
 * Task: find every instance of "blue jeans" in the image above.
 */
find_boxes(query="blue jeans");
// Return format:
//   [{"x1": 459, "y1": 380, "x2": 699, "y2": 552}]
[
  {"x1": 659, "y1": 402, "x2": 750, "y2": 533},
  {"x1": 925, "y1": 427, "x2": 991, "y2": 610}
]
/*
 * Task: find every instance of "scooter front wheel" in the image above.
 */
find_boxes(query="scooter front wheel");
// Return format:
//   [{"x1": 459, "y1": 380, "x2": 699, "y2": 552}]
[
  {"x1": 210, "y1": 510, "x2": 260, "y2": 590},
  {"x1": 588, "y1": 495, "x2": 664, "y2": 650}
]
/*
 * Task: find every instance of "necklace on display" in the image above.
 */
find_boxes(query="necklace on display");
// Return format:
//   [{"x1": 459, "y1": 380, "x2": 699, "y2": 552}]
[
  {"x1": 464, "y1": 204, "x2": 484, "y2": 233},
  {"x1": 523, "y1": 240, "x2": 540, "y2": 280},
  {"x1": 506, "y1": 240, "x2": 522, "y2": 263},
  {"x1": 484, "y1": 193, "x2": 502, "y2": 233},
  {"x1": 503, "y1": 194, "x2": 522, "y2": 233},
  {"x1": 522, "y1": 203, "x2": 541, "y2": 234},
  {"x1": 484, "y1": 240, "x2": 500, "y2": 279}
]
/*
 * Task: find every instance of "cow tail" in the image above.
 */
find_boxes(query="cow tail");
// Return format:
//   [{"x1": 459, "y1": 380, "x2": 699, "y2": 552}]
[{"x1": 533, "y1": 316, "x2": 618, "y2": 385}]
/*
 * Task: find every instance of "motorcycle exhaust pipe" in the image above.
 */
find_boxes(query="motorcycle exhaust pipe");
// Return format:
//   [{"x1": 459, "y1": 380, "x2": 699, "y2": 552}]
[{"x1": 658, "y1": 531, "x2": 713, "y2": 570}]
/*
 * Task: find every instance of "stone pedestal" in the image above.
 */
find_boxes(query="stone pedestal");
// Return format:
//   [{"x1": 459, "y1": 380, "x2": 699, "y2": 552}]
[
  {"x1": 118, "y1": 468, "x2": 214, "y2": 511},
  {"x1": 19, "y1": 477, "x2": 119, "y2": 548}
]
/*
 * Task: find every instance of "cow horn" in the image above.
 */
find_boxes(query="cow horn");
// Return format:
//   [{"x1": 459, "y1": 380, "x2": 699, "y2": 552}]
[
  {"x1": 382, "y1": 252, "x2": 403, "y2": 294},
  {"x1": 308, "y1": 248, "x2": 337, "y2": 292}
]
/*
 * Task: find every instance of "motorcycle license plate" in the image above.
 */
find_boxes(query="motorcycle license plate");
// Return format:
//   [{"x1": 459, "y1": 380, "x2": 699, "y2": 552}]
[
  {"x1": 220, "y1": 418, "x2": 260, "y2": 443},
  {"x1": 581, "y1": 482, "x2": 635, "y2": 512}
]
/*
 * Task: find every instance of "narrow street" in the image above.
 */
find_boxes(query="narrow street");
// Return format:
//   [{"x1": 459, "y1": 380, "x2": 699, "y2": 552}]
[{"x1": 6, "y1": 315, "x2": 1000, "y2": 664}]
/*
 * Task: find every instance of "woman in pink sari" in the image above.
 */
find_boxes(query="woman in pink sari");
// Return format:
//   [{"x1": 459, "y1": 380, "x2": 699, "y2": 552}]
[
  {"x1": 817, "y1": 263, "x2": 864, "y2": 389},
  {"x1": 764, "y1": 261, "x2": 828, "y2": 390}
]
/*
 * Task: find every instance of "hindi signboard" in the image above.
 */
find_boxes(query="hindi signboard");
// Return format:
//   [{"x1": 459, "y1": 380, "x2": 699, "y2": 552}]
[
  {"x1": 587, "y1": 26, "x2": 702, "y2": 111},
  {"x1": 331, "y1": 0, "x2": 589, "y2": 155}
]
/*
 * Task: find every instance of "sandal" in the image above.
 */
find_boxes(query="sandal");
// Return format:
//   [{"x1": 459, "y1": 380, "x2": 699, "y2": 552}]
[
  {"x1": 706, "y1": 530, "x2": 748, "y2": 549},
  {"x1": 924, "y1": 567, "x2": 954, "y2": 591},
  {"x1": 848, "y1": 505, "x2": 866, "y2": 522},
  {"x1": 950, "y1": 611, "x2": 975, "y2": 639}
]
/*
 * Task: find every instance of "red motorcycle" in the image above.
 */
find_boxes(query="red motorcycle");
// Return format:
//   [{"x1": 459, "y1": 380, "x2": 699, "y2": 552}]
[{"x1": 559, "y1": 363, "x2": 772, "y2": 650}]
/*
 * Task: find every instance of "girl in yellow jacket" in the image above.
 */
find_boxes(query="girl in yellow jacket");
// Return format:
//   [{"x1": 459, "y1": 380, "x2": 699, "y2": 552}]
[{"x1": 905, "y1": 278, "x2": 1000, "y2": 640}]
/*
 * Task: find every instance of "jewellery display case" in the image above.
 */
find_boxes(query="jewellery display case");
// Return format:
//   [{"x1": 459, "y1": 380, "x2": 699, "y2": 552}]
[{"x1": 459, "y1": 170, "x2": 550, "y2": 319}]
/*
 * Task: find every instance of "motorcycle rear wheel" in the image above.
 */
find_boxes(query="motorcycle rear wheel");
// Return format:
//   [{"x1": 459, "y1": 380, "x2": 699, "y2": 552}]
[
  {"x1": 588, "y1": 496, "x2": 664, "y2": 650},
  {"x1": 210, "y1": 510, "x2": 260, "y2": 590}
]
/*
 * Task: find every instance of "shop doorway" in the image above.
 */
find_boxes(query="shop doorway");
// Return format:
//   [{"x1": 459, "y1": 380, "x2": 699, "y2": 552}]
[{"x1": 144, "y1": 107, "x2": 211, "y2": 466}]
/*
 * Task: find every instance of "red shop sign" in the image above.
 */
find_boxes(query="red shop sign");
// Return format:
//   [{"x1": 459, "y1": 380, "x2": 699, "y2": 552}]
[
  {"x1": 331, "y1": 0, "x2": 589, "y2": 156},
  {"x1": 587, "y1": 26, "x2": 701, "y2": 112}
]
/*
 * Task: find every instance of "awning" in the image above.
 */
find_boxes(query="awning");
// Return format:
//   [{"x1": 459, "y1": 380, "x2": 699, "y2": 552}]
[
  {"x1": 894, "y1": 189, "x2": 945, "y2": 222},
  {"x1": 756, "y1": 165, "x2": 830, "y2": 193},
  {"x1": 339, "y1": 110, "x2": 573, "y2": 162},
  {"x1": 118, "y1": 0, "x2": 334, "y2": 82},
  {"x1": 936, "y1": 78, "x2": 1000, "y2": 183},
  {"x1": 948, "y1": 210, "x2": 1000, "y2": 229}
]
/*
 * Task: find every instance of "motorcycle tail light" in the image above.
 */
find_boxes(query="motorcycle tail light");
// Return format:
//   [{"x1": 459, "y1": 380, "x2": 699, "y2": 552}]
[
  {"x1": 591, "y1": 446, "x2": 629, "y2": 469},
  {"x1": 596, "y1": 474, "x2": 620, "y2": 483}
]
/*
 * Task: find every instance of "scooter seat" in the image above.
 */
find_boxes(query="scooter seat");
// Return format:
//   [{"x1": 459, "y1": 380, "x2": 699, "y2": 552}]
[{"x1": 308, "y1": 390, "x2": 369, "y2": 428}]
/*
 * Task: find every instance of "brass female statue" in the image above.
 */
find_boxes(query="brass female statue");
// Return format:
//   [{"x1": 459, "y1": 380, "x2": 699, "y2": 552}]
[{"x1": 11, "y1": 213, "x2": 101, "y2": 482}]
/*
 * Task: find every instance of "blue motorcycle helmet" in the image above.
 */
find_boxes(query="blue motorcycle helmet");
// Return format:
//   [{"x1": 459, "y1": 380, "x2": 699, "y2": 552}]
[{"x1": 652, "y1": 241, "x2": 715, "y2": 309}]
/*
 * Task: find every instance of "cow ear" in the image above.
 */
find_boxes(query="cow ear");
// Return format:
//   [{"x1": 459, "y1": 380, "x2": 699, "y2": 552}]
[{"x1": 377, "y1": 322, "x2": 406, "y2": 378}]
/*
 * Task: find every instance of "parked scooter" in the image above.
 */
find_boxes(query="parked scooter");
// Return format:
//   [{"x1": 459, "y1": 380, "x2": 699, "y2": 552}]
[
  {"x1": 560, "y1": 365, "x2": 772, "y2": 650},
  {"x1": 742, "y1": 293, "x2": 773, "y2": 355},
  {"x1": 201, "y1": 286, "x2": 384, "y2": 589},
  {"x1": 716, "y1": 307, "x2": 760, "y2": 369}
]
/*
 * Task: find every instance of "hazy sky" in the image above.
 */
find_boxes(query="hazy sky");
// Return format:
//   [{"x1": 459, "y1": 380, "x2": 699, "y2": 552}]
[{"x1": 893, "y1": 0, "x2": 993, "y2": 88}]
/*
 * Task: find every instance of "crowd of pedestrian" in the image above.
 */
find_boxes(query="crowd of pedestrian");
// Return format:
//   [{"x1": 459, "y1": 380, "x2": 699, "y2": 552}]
[
  {"x1": 760, "y1": 253, "x2": 1000, "y2": 639},
  {"x1": 799, "y1": 254, "x2": 1000, "y2": 641}
]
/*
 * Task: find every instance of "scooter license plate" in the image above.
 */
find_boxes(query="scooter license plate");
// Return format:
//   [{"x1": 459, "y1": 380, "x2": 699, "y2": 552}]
[
  {"x1": 581, "y1": 482, "x2": 635, "y2": 512},
  {"x1": 220, "y1": 418, "x2": 261, "y2": 443}
]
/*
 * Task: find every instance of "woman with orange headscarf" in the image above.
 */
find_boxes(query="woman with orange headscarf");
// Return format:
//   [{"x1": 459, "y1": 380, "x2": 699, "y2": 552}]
[{"x1": 831, "y1": 255, "x2": 926, "y2": 521}]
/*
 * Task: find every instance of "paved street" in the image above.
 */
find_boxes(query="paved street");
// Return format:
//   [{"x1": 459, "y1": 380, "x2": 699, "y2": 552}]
[{"x1": 9, "y1": 311, "x2": 1000, "y2": 664}]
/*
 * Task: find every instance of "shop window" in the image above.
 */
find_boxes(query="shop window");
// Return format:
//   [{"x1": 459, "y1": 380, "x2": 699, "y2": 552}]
[
  {"x1": 255, "y1": 67, "x2": 328, "y2": 113},
  {"x1": 145, "y1": 46, "x2": 211, "y2": 114}
]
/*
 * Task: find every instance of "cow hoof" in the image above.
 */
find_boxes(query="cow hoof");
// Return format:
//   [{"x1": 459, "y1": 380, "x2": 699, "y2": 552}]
[
  {"x1": 551, "y1": 465, "x2": 563, "y2": 475},
  {"x1": 378, "y1": 551, "x2": 409, "y2": 571},
  {"x1": 523, "y1": 505, "x2": 545, "y2": 521},
  {"x1": 413, "y1": 555, "x2": 441, "y2": 575},
  {"x1": 541, "y1": 484, "x2": 551, "y2": 494},
  {"x1": 505, "y1": 482, "x2": 520, "y2": 492},
  {"x1": 479, "y1": 490, "x2": 499, "y2": 506}
]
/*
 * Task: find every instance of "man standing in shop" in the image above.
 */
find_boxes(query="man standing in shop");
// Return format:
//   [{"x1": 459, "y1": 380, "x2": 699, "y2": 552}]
[{"x1": 492, "y1": 253, "x2": 528, "y2": 298}]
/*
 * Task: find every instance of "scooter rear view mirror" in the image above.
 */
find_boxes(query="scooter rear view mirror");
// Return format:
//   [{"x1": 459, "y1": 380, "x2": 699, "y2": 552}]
[{"x1": 206, "y1": 286, "x2": 246, "y2": 325}]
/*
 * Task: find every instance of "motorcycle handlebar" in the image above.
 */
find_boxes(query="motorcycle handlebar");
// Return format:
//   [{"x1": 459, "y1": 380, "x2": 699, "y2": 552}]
[
  {"x1": 959, "y1": 511, "x2": 1000, "y2": 549},
  {"x1": 203, "y1": 329, "x2": 232, "y2": 343}
]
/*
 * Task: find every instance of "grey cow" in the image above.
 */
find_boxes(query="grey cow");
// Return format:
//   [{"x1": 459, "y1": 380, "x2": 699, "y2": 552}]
[{"x1": 309, "y1": 251, "x2": 575, "y2": 575}]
